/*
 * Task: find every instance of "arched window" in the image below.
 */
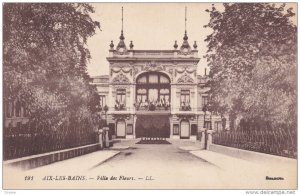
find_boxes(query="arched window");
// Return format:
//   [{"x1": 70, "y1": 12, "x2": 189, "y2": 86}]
[{"x1": 136, "y1": 72, "x2": 171, "y2": 107}]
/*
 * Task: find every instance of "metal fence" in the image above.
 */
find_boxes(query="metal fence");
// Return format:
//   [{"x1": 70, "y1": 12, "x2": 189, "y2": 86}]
[
  {"x1": 213, "y1": 130, "x2": 297, "y2": 159},
  {"x1": 3, "y1": 122, "x2": 98, "y2": 160}
]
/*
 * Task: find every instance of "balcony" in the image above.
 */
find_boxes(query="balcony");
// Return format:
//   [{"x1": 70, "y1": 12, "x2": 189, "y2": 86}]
[
  {"x1": 114, "y1": 104, "x2": 127, "y2": 111},
  {"x1": 135, "y1": 102, "x2": 170, "y2": 115},
  {"x1": 179, "y1": 105, "x2": 192, "y2": 111}
]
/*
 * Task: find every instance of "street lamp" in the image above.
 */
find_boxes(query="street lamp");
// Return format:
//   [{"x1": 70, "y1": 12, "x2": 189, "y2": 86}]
[
  {"x1": 202, "y1": 104, "x2": 207, "y2": 129},
  {"x1": 103, "y1": 105, "x2": 108, "y2": 126},
  {"x1": 207, "y1": 103, "x2": 212, "y2": 130}
]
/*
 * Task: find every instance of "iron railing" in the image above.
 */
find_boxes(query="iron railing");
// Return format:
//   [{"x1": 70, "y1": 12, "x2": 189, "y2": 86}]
[
  {"x1": 213, "y1": 130, "x2": 297, "y2": 158},
  {"x1": 3, "y1": 122, "x2": 98, "y2": 160}
]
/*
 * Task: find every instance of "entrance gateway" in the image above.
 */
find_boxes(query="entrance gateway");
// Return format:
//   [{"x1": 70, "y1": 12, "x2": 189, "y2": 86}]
[{"x1": 135, "y1": 115, "x2": 170, "y2": 138}]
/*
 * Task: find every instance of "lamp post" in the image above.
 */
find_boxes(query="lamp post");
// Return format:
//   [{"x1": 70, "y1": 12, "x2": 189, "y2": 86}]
[
  {"x1": 207, "y1": 103, "x2": 212, "y2": 130},
  {"x1": 103, "y1": 105, "x2": 108, "y2": 126},
  {"x1": 202, "y1": 104, "x2": 207, "y2": 129}
]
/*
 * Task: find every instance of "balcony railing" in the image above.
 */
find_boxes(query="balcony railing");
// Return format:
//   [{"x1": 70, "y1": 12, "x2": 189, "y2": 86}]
[
  {"x1": 135, "y1": 102, "x2": 170, "y2": 112},
  {"x1": 179, "y1": 105, "x2": 192, "y2": 111},
  {"x1": 114, "y1": 104, "x2": 127, "y2": 111}
]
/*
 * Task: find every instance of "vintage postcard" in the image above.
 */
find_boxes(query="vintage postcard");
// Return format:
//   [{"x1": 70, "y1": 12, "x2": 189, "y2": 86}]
[{"x1": 2, "y1": 2, "x2": 297, "y2": 190}]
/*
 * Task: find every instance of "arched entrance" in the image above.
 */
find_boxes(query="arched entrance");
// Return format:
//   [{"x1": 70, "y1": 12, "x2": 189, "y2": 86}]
[
  {"x1": 180, "y1": 120, "x2": 190, "y2": 139},
  {"x1": 116, "y1": 120, "x2": 126, "y2": 138}
]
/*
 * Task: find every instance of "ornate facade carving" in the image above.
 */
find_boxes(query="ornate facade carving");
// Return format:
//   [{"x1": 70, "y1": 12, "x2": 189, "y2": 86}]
[
  {"x1": 142, "y1": 61, "x2": 166, "y2": 71},
  {"x1": 175, "y1": 66, "x2": 196, "y2": 74},
  {"x1": 111, "y1": 67, "x2": 132, "y2": 76},
  {"x1": 112, "y1": 114, "x2": 131, "y2": 120},
  {"x1": 177, "y1": 73, "x2": 194, "y2": 84},
  {"x1": 111, "y1": 73, "x2": 131, "y2": 84}
]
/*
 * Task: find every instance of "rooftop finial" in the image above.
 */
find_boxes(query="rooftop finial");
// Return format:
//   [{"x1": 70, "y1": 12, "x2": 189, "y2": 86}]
[
  {"x1": 122, "y1": 6, "x2": 124, "y2": 31},
  {"x1": 185, "y1": 6, "x2": 187, "y2": 32},
  {"x1": 116, "y1": 6, "x2": 127, "y2": 51},
  {"x1": 180, "y1": 6, "x2": 190, "y2": 51}
]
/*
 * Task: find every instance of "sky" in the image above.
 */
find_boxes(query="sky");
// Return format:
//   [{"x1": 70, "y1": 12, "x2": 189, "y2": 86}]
[
  {"x1": 86, "y1": 3, "x2": 297, "y2": 77},
  {"x1": 86, "y1": 3, "x2": 215, "y2": 77}
]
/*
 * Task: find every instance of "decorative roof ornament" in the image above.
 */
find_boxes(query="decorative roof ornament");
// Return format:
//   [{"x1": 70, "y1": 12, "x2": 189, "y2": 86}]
[
  {"x1": 129, "y1": 41, "x2": 134, "y2": 49},
  {"x1": 116, "y1": 7, "x2": 127, "y2": 53},
  {"x1": 193, "y1": 41, "x2": 198, "y2": 49},
  {"x1": 110, "y1": 40, "x2": 114, "y2": 49},
  {"x1": 180, "y1": 7, "x2": 191, "y2": 53},
  {"x1": 174, "y1": 40, "x2": 178, "y2": 49}
]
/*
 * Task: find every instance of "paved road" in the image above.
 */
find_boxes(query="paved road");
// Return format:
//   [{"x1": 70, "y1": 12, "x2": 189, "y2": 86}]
[
  {"x1": 5, "y1": 140, "x2": 226, "y2": 189},
  {"x1": 88, "y1": 143, "x2": 221, "y2": 189}
]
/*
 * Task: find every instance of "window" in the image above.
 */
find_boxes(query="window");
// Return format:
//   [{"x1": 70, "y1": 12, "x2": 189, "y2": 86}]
[
  {"x1": 204, "y1": 121, "x2": 211, "y2": 129},
  {"x1": 149, "y1": 74, "x2": 158, "y2": 83},
  {"x1": 136, "y1": 72, "x2": 171, "y2": 110},
  {"x1": 126, "y1": 124, "x2": 133, "y2": 135},
  {"x1": 99, "y1": 95, "x2": 106, "y2": 107},
  {"x1": 180, "y1": 90, "x2": 190, "y2": 110},
  {"x1": 148, "y1": 88, "x2": 158, "y2": 102},
  {"x1": 116, "y1": 89, "x2": 126, "y2": 110},
  {"x1": 160, "y1": 75, "x2": 169, "y2": 83},
  {"x1": 137, "y1": 88, "x2": 147, "y2": 103},
  {"x1": 137, "y1": 75, "x2": 147, "y2": 84},
  {"x1": 160, "y1": 89, "x2": 170, "y2": 106},
  {"x1": 214, "y1": 121, "x2": 222, "y2": 132},
  {"x1": 202, "y1": 96, "x2": 208, "y2": 108},
  {"x1": 173, "y1": 124, "x2": 179, "y2": 135}
]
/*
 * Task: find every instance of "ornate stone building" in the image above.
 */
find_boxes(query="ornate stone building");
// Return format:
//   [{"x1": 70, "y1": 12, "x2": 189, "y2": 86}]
[{"x1": 91, "y1": 27, "x2": 229, "y2": 140}]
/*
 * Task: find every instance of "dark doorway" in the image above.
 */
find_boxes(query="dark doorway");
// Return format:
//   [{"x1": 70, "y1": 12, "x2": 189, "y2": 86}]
[{"x1": 135, "y1": 115, "x2": 170, "y2": 138}]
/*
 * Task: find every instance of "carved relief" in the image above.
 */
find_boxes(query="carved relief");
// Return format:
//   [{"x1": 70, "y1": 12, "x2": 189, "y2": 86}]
[
  {"x1": 175, "y1": 66, "x2": 196, "y2": 74},
  {"x1": 133, "y1": 67, "x2": 140, "y2": 77},
  {"x1": 111, "y1": 67, "x2": 132, "y2": 76},
  {"x1": 111, "y1": 73, "x2": 131, "y2": 84},
  {"x1": 177, "y1": 73, "x2": 194, "y2": 84},
  {"x1": 142, "y1": 61, "x2": 165, "y2": 71},
  {"x1": 112, "y1": 114, "x2": 131, "y2": 120}
]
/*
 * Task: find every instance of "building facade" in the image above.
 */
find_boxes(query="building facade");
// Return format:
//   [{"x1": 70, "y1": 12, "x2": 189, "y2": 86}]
[{"x1": 91, "y1": 28, "x2": 229, "y2": 140}]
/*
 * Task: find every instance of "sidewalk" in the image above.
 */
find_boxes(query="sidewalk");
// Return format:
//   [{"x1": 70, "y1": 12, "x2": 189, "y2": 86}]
[{"x1": 189, "y1": 149, "x2": 297, "y2": 189}]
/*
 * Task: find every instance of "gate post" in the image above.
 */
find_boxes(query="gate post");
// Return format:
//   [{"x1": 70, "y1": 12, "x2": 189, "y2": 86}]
[
  {"x1": 103, "y1": 127, "x2": 110, "y2": 148},
  {"x1": 199, "y1": 129, "x2": 206, "y2": 149},
  {"x1": 98, "y1": 129, "x2": 104, "y2": 150},
  {"x1": 206, "y1": 130, "x2": 214, "y2": 150}
]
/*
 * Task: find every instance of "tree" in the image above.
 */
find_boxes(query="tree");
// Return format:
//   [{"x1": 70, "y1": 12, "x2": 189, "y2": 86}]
[
  {"x1": 3, "y1": 3, "x2": 101, "y2": 131},
  {"x1": 204, "y1": 3, "x2": 296, "y2": 130}
]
